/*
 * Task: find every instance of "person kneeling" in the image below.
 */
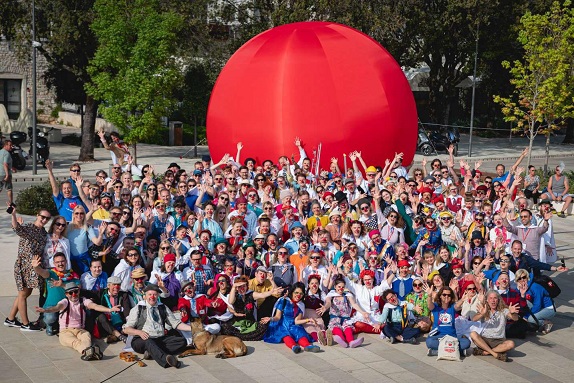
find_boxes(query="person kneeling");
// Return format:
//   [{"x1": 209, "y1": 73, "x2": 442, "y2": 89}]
[
  {"x1": 470, "y1": 290, "x2": 520, "y2": 362},
  {"x1": 177, "y1": 280, "x2": 221, "y2": 345},
  {"x1": 379, "y1": 289, "x2": 420, "y2": 344},
  {"x1": 35, "y1": 282, "x2": 120, "y2": 361}
]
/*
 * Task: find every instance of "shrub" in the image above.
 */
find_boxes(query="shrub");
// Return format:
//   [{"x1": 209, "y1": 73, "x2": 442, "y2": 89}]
[
  {"x1": 15, "y1": 182, "x2": 57, "y2": 216},
  {"x1": 61, "y1": 134, "x2": 82, "y2": 146}
]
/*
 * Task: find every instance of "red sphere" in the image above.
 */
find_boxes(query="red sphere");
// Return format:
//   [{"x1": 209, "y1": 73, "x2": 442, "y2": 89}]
[{"x1": 206, "y1": 21, "x2": 417, "y2": 169}]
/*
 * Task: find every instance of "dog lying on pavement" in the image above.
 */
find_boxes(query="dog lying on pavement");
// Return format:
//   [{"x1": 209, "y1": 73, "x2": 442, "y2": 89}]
[{"x1": 178, "y1": 318, "x2": 247, "y2": 359}]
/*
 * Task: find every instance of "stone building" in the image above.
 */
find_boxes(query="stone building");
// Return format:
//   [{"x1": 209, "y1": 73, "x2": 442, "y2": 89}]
[{"x1": 0, "y1": 36, "x2": 56, "y2": 133}]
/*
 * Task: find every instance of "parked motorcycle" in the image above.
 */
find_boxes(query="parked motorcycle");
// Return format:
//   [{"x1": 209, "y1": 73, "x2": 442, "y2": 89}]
[
  {"x1": 28, "y1": 126, "x2": 51, "y2": 167},
  {"x1": 417, "y1": 125, "x2": 460, "y2": 156},
  {"x1": 7, "y1": 131, "x2": 28, "y2": 170}
]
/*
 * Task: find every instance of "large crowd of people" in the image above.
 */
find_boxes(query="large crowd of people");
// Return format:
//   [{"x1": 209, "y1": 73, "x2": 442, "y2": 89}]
[{"x1": 3, "y1": 137, "x2": 569, "y2": 368}]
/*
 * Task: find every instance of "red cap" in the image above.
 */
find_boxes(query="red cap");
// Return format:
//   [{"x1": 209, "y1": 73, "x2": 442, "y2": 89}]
[
  {"x1": 397, "y1": 260, "x2": 410, "y2": 268},
  {"x1": 420, "y1": 187, "x2": 434, "y2": 195},
  {"x1": 164, "y1": 253, "x2": 176, "y2": 263}
]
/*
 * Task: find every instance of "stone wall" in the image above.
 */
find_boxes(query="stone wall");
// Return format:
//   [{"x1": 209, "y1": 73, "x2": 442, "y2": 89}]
[{"x1": 0, "y1": 37, "x2": 57, "y2": 112}]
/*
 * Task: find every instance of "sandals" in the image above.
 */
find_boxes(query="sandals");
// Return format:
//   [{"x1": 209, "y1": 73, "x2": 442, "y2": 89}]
[
  {"x1": 325, "y1": 329, "x2": 333, "y2": 346},
  {"x1": 472, "y1": 348, "x2": 486, "y2": 356},
  {"x1": 495, "y1": 352, "x2": 508, "y2": 362}
]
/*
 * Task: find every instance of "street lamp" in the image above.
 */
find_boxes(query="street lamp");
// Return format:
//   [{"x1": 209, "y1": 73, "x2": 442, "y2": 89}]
[
  {"x1": 467, "y1": 22, "x2": 479, "y2": 158},
  {"x1": 32, "y1": 0, "x2": 38, "y2": 174}
]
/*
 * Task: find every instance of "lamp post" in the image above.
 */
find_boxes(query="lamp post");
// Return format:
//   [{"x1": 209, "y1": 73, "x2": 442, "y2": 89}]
[
  {"x1": 31, "y1": 0, "x2": 38, "y2": 175},
  {"x1": 467, "y1": 22, "x2": 479, "y2": 158}
]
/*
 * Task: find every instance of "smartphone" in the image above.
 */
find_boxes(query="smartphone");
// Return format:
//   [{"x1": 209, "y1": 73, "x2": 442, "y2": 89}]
[
  {"x1": 6, "y1": 203, "x2": 15, "y2": 214},
  {"x1": 561, "y1": 257, "x2": 566, "y2": 268}
]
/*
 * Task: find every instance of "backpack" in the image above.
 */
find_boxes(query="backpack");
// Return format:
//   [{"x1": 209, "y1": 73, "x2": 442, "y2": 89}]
[{"x1": 532, "y1": 275, "x2": 561, "y2": 298}]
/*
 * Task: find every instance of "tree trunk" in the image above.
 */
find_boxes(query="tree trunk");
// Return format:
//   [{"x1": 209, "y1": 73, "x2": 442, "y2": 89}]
[
  {"x1": 79, "y1": 95, "x2": 98, "y2": 161},
  {"x1": 527, "y1": 122, "x2": 535, "y2": 168},
  {"x1": 544, "y1": 132, "x2": 550, "y2": 173},
  {"x1": 562, "y1": 118, "x2": 574, "y2": 144}
]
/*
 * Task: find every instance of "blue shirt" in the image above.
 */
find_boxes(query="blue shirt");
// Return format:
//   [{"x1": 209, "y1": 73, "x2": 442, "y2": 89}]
[
  {"x1": 53, "y1": 193, "x2": 85, "y2": 222},
  {"x1": 431, "y1": 304, "x2": 457, "y2": 337}
]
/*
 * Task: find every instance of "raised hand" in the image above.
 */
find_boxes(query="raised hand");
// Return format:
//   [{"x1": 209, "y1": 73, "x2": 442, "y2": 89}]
[
  {"x1": 508, "y1": 303, "x2": 520, "y2": 315},
  {"x1": 294, "y1": 137, "x2": 302, "y2": 147},
  {"x1": 237, "y1": 142, "x2": 243, "y2": 151},
  {"x1": 31, "y1": 255, "x2": 42, "y2": 269}
]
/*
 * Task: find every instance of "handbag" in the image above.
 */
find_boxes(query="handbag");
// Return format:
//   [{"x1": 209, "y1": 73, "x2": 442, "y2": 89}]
[{"x1": 437, "y1": 335, "x2": 461, "y2": 362}]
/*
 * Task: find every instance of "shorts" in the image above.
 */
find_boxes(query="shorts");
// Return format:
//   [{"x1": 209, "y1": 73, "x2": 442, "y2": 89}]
[
  {"x1": 478, "y1": 337, "x2": 506, "y2": 350},
  {"x1": 0, "y1": 177, "x2": 12, "y2": 191},
  {"x1": 550, "y1": 192, "x2": 572, "y2": 198}
]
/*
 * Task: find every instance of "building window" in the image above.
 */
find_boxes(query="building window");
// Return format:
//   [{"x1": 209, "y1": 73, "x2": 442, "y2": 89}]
[{"x1": 0, "y1": 79, "x2": 22, "y2": 120}]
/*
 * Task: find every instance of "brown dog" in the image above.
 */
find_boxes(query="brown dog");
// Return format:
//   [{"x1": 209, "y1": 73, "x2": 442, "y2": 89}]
[{"x1": 178, "y1": 318, "x2": 247, "y2": 359}]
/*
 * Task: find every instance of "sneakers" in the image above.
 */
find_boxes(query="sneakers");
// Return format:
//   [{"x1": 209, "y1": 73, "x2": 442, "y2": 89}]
[
  {"x1": 427, "y1": 348, "x2": 437, "y2": 357},
  {"x1": 104, "y1": 334, "x2": 119, "y2": 344},
  {"x1": 541, "y1": 321, "x2": 553, "y2": 334},
  {"x1": 20, "y1": 322, "x2": 43, "y2": 332},
  {"x1": 304, "y1": 345, "x2": 320, "y2": 353},
  {"x1": 317, "y1": 331, "x2": 327, "y2": 346},
  {"x1": 557, "y1": 211, "x2": 566, "y2": 218},
  {"x1": 332, "y1": 335, "x2": 348, "y2": 348},
  {"x1": 118, "y1": 334, "x2": 127, "y2": 343},
  {"x1": 143, "y1": 350, "x2": 152, "y2": 360},
  {"x1": 45, "y1": 325, "x2": 58, "y2": 336},
  {"x1": 81, "y1": 346, "x2": 96, "y2": 361},
  {"x1": 93, "y1": 345, "x2": 103, "y2": 360},
  {"x1": 166, "y1": 354, "x2": 181, "y2": 368},
  {"x1": 292, "y1": 345, "x2": 303, "y2": 354},
  {"x1": 349, "y1": 337, "x2": 364, "y2": 348},
  {"x1": 4, "y1": 317, "x2": 22, "y2": 328},
  {"x1": 402, "y1": 337, "x2": 417, "y2": 344},
  {"x1": 387, "y1": 336, "x2": 396, "y2": 344},
  {"x1": 325, "y1": 329, "x2": 333, "y2": 346}
]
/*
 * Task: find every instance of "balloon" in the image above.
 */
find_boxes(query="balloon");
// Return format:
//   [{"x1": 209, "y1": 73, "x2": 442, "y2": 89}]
[{"x1": 206, "y1": 21, "x2": 417, "y2": 169}]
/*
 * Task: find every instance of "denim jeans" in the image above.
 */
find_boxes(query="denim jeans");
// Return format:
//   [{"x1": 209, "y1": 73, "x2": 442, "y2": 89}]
[
  {"x1": 527, "y1": 307, "x2": 556, "y2": 324},
  {"x1": 44, "y1": 312, "x2": 59, "y2": 335}
]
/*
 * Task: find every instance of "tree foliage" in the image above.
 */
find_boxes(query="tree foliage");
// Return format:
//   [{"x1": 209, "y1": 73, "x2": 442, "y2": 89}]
[
  {"x1": 87, "y1": 0, "x2": 184, "y2": 143},
  {"x1": 494, "y1": 1, "x2": 574, "y2": 163}
]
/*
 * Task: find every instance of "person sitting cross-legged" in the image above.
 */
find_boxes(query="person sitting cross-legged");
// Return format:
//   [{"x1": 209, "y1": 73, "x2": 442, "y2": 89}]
[
  {"x1": 95, "y1": 276, "x2": 131, "y2": 344},
  {"x1": 379, "y1": 289, "x2": 420, "y2": 344},
  {"x1": 35, "y1": 282, "x2": 121, "y2": 361},
  {"x1": 470, "y1": 290, "x2": 520, "y2": 362},
  {"x1": 123, "y1": 284, "x2": 195, "y2": 368}
]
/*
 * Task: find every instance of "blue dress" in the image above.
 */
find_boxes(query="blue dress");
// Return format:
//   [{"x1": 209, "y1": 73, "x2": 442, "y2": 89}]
[{"x1": 264, "y1": 297, "x2": 312, "y2": 344}]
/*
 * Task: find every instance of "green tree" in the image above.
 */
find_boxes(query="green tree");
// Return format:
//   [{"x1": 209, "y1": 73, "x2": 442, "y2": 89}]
[
  {"x1": 87, "y1": 0, "x2": 184, "y2": 145},
  {"x1": 0, "y1": 0, "x2": 100, "y2": 161},
  {"x1": 494, "y1": 1, "x2": 574, "y2": 166}
]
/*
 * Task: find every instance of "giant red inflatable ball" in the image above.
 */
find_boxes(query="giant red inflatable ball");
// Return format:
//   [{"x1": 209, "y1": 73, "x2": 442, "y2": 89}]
[{"x1": 206, "y1": 21, "x2": 417, "y2": 169}]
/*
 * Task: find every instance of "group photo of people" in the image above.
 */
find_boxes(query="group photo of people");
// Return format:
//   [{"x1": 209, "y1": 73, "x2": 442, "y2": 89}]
[{"x1": 4, "y1": 137, "x2": 569, "y2": 368}]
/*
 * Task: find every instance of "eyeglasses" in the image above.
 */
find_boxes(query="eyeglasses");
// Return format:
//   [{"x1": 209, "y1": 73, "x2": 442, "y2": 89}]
[
  {"x1": 360, "y1": 206, "x2": 370, "y2": 211},
  {"x1": 73, "y1": 212, "x2": 85, "y2": 216},
  {"x1": 147, "y1": 187, "x2": 157, "y2": 191},
  {"x1": 414, "y1": 172, "x2": 422, "y2": 176},
  {"x1": 310, "y1": 256, "x2": 321, "y2": 260},
  {"x1": 278, "y1": 251, "x2": 288, "y2": 255},
  {"x1": 485, "y1": 181, "x2": 492, "y2": 184},
  {"x1": 54, "y1": 222, "x2": 66, "y2": 227},
  {"x1": 219, "y1": 196, "x2": 229, "y2": 201},
  {"x1": 475, "y1": 218, "x2": 483, "y2": 222},
  {"x1": 476, "y1": 191, "x2": 485, "y2": 194},
  {"x1": 473, "y1": 262, "x2": 482, "y2": 266},
  {"x1": 425, "y1": 221, "x2": 435, "y2": 225},
  {"x1": 516, "y1": 276, "x2": 527, "y2": 281},
  {"x1": 111, "y1": 211, "x2": 122, "y2": 216},
  {"x1": 71, "y1": 169, "x2": 80, "y2": 173},
  {"x1": 440, "y1": 217, "x2": 451, "y2": 221},
  {"x1": 424, "y1": 181, "x2": 433, "y2": 185},
  {"x1": 178, "y1": 185, "x2": 187, "y2": 188},
  {"x1": 114, "y1": 185, "x2": 122, "y2": 189},
  {"x1": 134, "y1": 277, "x2": 146, "y2": 281},
  {"x1": 224, "y1": 264, "x2": 234, "y2": 268},
  {"x1": 441, "y1": 170, "x2": 449, "y2": 174},
  {"x1": 256, "y1": 178, "x2": 265, "y2": 182},
  {"x1": 160, "y1": 246, "x2": 171, "y2": 250},
  {"x1": 66, "y1": 289, "x2": 79, "y2": 295},
  {"x1": 127, "y1": 253, "x2": 139, "y2": 257},
  {"x1": 413, "y1": 283, "x2": 423, "y2": 287},
  {"x1": 520, "y1": 215, "x2": 530, "y2": 219},
  {"x1": 466, "y1": 287, "x2": 476, "y2": 291},
  {"x1": 156, "y1": 205, "x2": 166, "y2": 209},
  {"x1": 248, "y1": 194, "x2": 257, "y2": 198},
  {"x1": 122, "y1": 193, "x2": 131, "y2": 196},
  {"x1": 388, "y1": 215, "x2": 398, "y2": 219},
  {"x1": 39, "y1": 215, "x2": 51, "y2": 221}
]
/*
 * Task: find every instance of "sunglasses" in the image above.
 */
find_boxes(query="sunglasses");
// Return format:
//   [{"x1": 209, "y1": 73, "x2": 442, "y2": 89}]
[
  {"x1": 248, "y1": 194, "x2": 257, "y2": 197},
  {"x1": 441, "y1": 294, "x2": 452, "y2": 297},
  {"x1": 54, "y1": 222, "x2": 66, "y2": 227},
  {"x1": 114, "y1": 185, "x2": 122, "y2": 189},
  {"x1": 71, "y1": 169, "x2": 80, "y2": 173},
  {"x1": 278, "y1": 251, "x2": 288, "y2": 255},
  {"x1": 414, "y1": 173, "x2": 422, "y2": 176},
  {"x1": 147, "y1": 187, "x2": 157, "y2": 191},
  {"x1": 127, "y1": 253, "x2": 139, "y2": 257},
  {"x1": 413, "y1": 283, "x2": 423, "y2": 287},
  {"x1": 39, "y1": 215, "x2": 51, "y2": 220},
  {"x1": 500, "y1": 259, "x2": 510, "y2": 263},
  {"x1": 475, "y1": 219, "x2": 483, "y2": 222},
  {"x1": 73, "y1": 212, "x2": 85, "y2": 215},
  {"x1": 473, "y1": 262, "x2": 482, "y2": 265},
  {"x1": 476, "y1": 191, "x2": 485, "y2": 194},
  {"x1": 360, "y1": 206, "x2": 370, "y2": 211},
  {"x1": 466, "y1": 287, "x2": 476, "y2": 291},
  {"x1": 217, "y1": 280, "x2": 227, "y2": 284},
  {"x1": 160, "y1": 246, "x2": 171, "y2": 250},
  {"x1": 310, "y1": 256, "x2": 321, "y2": 260},
  {"x1": 134, "y1": 277, "x2": 146, "y2": 281},
  {"x1": 440, "y1": 217, "x2": 451, "y2": 221},
  {"x1": 66, "y1": 289, "x2": 79, "y2": 295},
  {"x1": 516, "y1": 276, "x2": 527, "y2": 281}
]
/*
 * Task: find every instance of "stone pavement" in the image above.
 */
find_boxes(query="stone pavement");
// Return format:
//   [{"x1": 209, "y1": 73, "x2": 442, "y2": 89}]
[{"x1": 0, "y1": 132, "x2": 573, "y2": 383}]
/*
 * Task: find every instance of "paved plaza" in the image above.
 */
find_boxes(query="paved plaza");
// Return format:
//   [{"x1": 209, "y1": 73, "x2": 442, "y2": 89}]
[{"x1": 0, "y1": 132, "x2": 573, "y2": 383}]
